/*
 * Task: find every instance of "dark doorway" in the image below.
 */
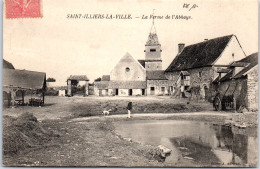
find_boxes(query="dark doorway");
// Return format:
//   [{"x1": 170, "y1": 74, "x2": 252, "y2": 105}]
[
  {"x1": 115, "y1": 89, "x2": 119, "y2": 95},
  {"x1": 142, "y1": 89, "x2": 145, "y2": 96},
  {"x1": 129, "y1": 89, "x2": 133, "y2": 96},
  {"x1": 150, "y1": 87, "x2": 155, "y2": 95}
]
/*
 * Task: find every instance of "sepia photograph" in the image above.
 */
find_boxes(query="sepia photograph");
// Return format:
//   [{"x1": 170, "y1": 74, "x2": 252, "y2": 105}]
[{"x1": 1, "y1": 0, "x2": 258, "y2": 167}]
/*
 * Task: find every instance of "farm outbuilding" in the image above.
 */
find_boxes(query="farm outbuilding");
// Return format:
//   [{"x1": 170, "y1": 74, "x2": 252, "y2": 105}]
[
  {"x1": 213, "y1": 52, "x2": 258, "y2": 111},
  {"x1": 67, "y1": 75, "x2": 89, "y2": 96},
  {"x1": 3, "y1": 69, "x2": 46, "y2": 107}
]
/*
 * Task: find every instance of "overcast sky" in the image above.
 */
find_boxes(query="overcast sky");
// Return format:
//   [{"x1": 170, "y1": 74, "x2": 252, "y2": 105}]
[{"x1": 3, "y1": 0, "x2": 258, "y2": 82}]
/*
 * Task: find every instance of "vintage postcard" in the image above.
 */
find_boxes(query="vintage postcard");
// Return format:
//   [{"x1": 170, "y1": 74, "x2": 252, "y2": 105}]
[{"x1": 2, "y1": 0, "x2": 258, "y2": 167}]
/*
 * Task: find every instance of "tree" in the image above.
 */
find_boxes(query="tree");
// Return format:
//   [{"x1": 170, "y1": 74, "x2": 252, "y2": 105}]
[
  {"x1": 94, "y1": 77, "x2": 101, "y2": 82},
  {"x1": 46, "y1": 77, "x2": 56, "y2": 82}
]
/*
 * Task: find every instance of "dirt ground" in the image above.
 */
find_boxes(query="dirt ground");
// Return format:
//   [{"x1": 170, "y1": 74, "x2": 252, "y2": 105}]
[
  {"x1": 2, "y1": 96, "x2": 238, "y2": 167},
  {"x1": 3, "y1": 96, "x2": 215, "y2": 120}
]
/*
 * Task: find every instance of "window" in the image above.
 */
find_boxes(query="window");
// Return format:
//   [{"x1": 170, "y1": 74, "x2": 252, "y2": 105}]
[
  {"x1": 150, "y1": 49, "x2": 156, "y2": 52},
  {"x1": 151, "y1": 87, "x2": 155, "y2": 91},
  {"x1": 161, "y1": 87, "x2": 165, "y2": 92},
  {"x1": 125, "y1": 67, "x2": 130, "y2": 72}
]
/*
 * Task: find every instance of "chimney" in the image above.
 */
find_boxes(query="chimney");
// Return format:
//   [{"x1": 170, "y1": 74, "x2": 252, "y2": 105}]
[{"x1": 178, "y1": 43, "x2": 185, "y2": 54}]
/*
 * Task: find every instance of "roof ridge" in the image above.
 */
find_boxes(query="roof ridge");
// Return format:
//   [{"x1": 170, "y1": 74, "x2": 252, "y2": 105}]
[
  {"x1": 12, "y1": 69, "x2": 46, "y2": 74},
  {"x1": 184, "y1": 34, "x2": 233, "y2": 48}
]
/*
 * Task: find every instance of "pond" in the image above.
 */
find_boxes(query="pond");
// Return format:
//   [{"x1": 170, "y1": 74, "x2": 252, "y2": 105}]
[{"x1": 115, "y1": 120, "x2": 257, "y2": 167}]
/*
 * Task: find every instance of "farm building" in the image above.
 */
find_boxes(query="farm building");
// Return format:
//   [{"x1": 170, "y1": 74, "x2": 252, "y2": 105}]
[
  {"x1": 165, "y1": 34, "x2": 247, "y2": 101},
  {"x1": 67, "y1": 75, "x2": 89, "y2": 96},
  {"x1": 213, "y1": 52, "x2": 258, "y2": 111},
  {"x1": 3, "y1": 60, "x2": 46, "y2": 107}
]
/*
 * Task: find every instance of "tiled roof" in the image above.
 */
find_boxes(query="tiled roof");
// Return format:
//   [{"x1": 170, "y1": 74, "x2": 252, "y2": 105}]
[
  {"x1": 3, "y1": 59, "x2": 15, "y2": 69},
  {"x1": 146, "y1": 70, "x2": 167, "y2": 80},
  {"x1": 166, "y1": 35, "x2": 234, "y2": 71},
  {"x1": 68, "y1": 75, "x2": 89, "y2": 81},
  {"x1": 3, "y1": 69, "x2": 46, "y2": 90},
  {"x1": 233, "y1": 52, "x2": 258, "y2": 79},
  {"x1": 218, "y1": 52, "x2": 258, "y2": 81},
  {"x1": 94, "y1": 81, "x2": 109, "y2": 89}
]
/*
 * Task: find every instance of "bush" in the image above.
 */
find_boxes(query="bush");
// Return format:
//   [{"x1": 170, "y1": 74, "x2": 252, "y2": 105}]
[{"x1": 45, "y1": 88, "x2": 58, "y2": 96}]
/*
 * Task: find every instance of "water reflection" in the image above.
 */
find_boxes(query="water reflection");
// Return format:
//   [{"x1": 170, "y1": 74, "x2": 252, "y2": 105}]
[{"x1": 115, "y1": 120, "x2": 257, "y2": 167}]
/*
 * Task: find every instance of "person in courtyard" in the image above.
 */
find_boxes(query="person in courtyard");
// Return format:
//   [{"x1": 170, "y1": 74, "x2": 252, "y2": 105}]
[{"x1": 127, "y1": 102, "x2": 132, "y2": 118}]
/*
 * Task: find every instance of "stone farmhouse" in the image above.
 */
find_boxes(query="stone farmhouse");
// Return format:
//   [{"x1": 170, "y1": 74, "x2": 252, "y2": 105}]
[
  {"x1": 214, "y1": 52, "x2": 258, "y2": 111},
  {"x1": 165, "y1": 34, "x2": 247, "y2": 101},
  {"x1": 94, "y1": 24, "x2": 175, "y2": 96}
]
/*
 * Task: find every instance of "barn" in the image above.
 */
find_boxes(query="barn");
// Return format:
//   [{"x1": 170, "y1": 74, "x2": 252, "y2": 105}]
[{"x1": 3, "y1": 67, "x2": 46, "y2": 107}]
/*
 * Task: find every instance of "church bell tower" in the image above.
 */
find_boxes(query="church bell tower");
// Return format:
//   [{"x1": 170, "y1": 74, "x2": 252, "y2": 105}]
[{"x1": 144, "y1": 15, "x2": 162, "y2": 70}]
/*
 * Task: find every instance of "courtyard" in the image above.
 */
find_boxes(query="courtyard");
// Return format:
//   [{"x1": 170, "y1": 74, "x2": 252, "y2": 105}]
[{"x1": 2, "y1": 96, "x2": 257, "y2": 167}]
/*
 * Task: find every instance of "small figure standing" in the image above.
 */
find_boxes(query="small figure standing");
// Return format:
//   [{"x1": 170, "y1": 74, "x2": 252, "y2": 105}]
[{"x1": 127, "y1": 102, "x2": 132, "y2": 118}]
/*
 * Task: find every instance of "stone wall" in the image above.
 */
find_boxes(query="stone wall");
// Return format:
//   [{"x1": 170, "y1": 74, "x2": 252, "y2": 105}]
[
  {"x1": 93, "y1": 85, "x2": 99, "y2": 96},
  {"x1": 217, "y1": 78, "x2": 248, "y2": 110},
  {"x1": 147, "y1": 80, "x2": 175, "y2": 95},
  {"x1": 166, "y1": 67, "x2": 217, "y2": 100},
  {"x1": 145, "y1": 61, "x2": 162, "y2": 70},
  {"x1": 165, "y1": 71, "x2": 179, "y2": 82},
  {"x1": 247, "y1": 65, "x2": 258, "y2": 111},
  {"x1": 145, "y1": 45, "x2": 161, "y2": 60},
  {"x1": 132, "y1": 89, "x2": 143, "y2": 96}
]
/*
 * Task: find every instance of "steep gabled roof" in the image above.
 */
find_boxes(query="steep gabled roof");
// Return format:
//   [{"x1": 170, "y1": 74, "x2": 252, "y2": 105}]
[
  {"x1": 219, "y1": 52, "x2": 258, "y2": 82},
  {"x1": 166, "y1": 35, "x2": 233, "y2": 72},
  {"x1": 68, "y1": 75, "x2": 89, "y2": 81},
  {"x1": 146, "y1": 33, "x2": 160, "y2": 46},
  {"x1": 233, "y1": 52, "x2": 258, "y2": 79},
  {"x1": 146, "y1": 70, "x2": 167, "y2": 80},
  {"x1": 3, "y1": 69, "x2": 46, "y2": 90},
  {"x1": 3, "y1": 59, "x2": 15, "y2": 69},
  {"x1": 94, "y1": 81, "x2": 109, "y2": 89}
]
